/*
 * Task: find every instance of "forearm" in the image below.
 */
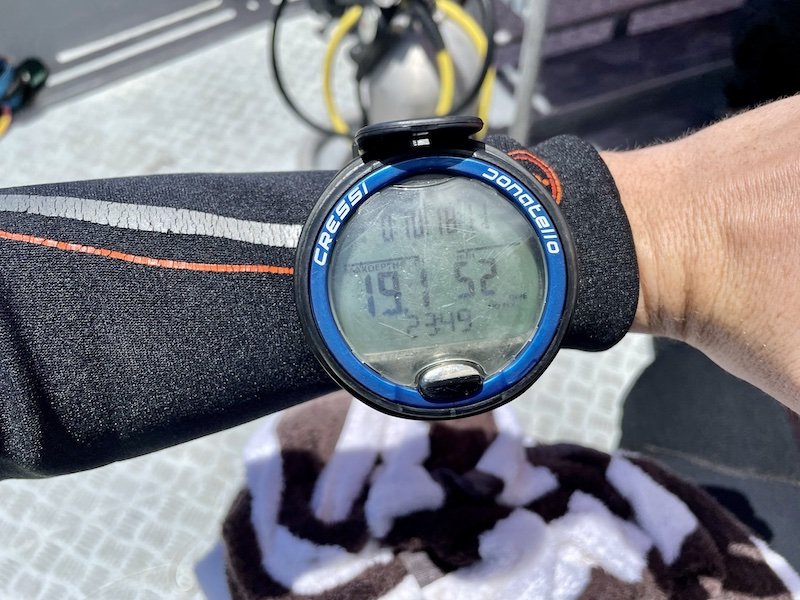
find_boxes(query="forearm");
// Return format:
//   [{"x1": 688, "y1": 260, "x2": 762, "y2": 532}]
[{"x1": 603, "y1": 95, "x2": 800, "y2": 412}]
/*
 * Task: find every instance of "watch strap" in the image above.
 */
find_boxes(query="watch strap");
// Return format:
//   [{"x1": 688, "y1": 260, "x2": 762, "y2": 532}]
[{"x1": 487, "y1": 134, "x2": 639, "y2": 351}]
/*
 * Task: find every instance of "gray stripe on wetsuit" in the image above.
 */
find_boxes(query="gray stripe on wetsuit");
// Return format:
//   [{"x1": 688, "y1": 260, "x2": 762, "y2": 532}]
[{"x1": 0, "y1": 194, "x2": 302, "y2": 247}]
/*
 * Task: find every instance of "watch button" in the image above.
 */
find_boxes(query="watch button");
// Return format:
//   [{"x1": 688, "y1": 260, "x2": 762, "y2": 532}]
[{"x1": 417, "y1": 361, "x2": 484, "y2": 401}]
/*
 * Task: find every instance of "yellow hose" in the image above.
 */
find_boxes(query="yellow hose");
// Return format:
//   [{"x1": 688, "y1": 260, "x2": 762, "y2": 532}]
[
  {"x1": 434, "y1": 50, "x2": 456, "y2": 115},
  {"x1": 322, "y1": 5, "x2": 363, "y2": 135},
  {"x1": 322, "y1": 0, "x2": 494, "y2": 134},
  {"x1": 0, "y1": 110, "x2": 11, "y2": 138}
]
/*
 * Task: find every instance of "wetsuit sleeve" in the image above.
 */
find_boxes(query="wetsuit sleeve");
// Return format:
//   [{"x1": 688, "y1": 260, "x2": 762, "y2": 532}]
[
  {"x1": 0, "y1": 134, "x2": 635, "y2": 479},
  {"x1": 0, "y1": 172, "x2": 338, "y2": 478}
]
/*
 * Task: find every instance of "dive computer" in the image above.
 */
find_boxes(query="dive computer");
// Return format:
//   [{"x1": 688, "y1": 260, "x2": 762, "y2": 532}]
[{"x1": 295, "y1": 117, "x2": 582, "y2": 419}]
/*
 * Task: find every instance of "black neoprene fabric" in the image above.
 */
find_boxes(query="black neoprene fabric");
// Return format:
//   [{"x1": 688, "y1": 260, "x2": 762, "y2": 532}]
[
  {"x1": 0, "y1": 135, "x2": 636, "y2": 478},
  {"x1": 487, "y1": 135, "x2": 639, "y2": 351}
]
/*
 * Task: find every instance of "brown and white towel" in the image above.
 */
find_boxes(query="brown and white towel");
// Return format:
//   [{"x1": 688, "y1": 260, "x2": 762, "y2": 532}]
[{"x1": 221, "y1": 392, "x2": 800, "y2": 599}]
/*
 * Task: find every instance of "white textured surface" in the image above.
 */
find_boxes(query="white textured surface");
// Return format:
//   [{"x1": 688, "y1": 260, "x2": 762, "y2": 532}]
[
  {"x1": 0, "y1": 420, "x2": 261, "y2": 599},
  {"x1": 0, "y1": 23, "x2": 654, "y2": 599},
  {"x1": 0, "y1": 16, "x2": 347, "y2": 187},
  {"x1": 513, "y1": 333, "x2": 654, "y2": 450}
]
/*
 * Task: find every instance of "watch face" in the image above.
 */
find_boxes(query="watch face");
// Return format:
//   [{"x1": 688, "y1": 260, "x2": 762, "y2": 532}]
[{"x1": 329, "y1": 174, "x2": 547, "y2": 386}]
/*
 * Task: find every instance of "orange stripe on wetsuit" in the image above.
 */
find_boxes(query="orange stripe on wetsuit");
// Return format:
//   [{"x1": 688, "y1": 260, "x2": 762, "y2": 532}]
[{"x1": 0, "y1": 229, "x2": 294, "y2": 275}]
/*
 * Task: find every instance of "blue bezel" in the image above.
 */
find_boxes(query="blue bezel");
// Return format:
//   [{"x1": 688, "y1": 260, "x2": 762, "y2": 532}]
[{"x1": 308, "y1": 155, "x2": 568, "y2": 411}]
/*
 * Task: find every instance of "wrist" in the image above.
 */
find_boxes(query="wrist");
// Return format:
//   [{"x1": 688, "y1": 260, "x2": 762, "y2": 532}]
[
  {"x1": 601, "y1": 97, "x2": 800, "y2": 412},
  {"x1": 601, "y1": 141, "x2": 722, "y2": 344}
]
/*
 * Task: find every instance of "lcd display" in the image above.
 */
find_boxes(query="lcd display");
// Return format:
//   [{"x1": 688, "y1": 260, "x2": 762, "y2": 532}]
[{"x1": 329, "y1": 175, "x2": 546, "y2": 386}]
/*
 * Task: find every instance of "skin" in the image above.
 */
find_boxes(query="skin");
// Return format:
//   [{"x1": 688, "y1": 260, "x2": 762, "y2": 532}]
[{"x1": 601, "y1": 95, "x2": 800, "y2": 414}]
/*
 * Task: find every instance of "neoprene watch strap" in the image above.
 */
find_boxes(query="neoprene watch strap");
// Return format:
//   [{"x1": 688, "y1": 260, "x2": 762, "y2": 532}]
[
  {"x1": 487, "y1": 135, "x2": 639, "y2": 351},
  {"x1": 0, "y1": 135, "x2": 636, "y2": 478}
]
